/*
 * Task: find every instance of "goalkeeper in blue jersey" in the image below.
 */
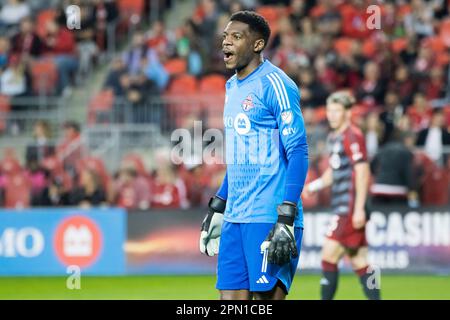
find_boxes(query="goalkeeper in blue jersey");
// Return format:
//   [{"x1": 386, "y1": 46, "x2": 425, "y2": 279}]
[{"x1": 199, "y1": 11, "x2": 309, "y2": 300}]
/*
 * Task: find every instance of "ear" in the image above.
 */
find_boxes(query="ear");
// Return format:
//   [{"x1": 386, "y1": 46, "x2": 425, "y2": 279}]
[{"x1": 254, "y1": 39, "x2": 265, "y2": 53}]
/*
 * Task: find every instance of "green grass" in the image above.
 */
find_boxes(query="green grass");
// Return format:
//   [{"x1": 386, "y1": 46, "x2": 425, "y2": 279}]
[{"x1": 0, "y1": 275, "x2": 448, "y2": 300}]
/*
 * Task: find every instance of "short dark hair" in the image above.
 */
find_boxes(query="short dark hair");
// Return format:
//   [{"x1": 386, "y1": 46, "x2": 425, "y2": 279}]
[
  {"x1": 326, "y1": 91, "x2": 356, "y2": 110},
  {"x1": 230, "y1": 11, "x2": 271, "y2": 50}
]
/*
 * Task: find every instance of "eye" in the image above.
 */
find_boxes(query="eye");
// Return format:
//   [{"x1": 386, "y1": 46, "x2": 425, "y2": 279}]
[{"x1": 234, "y1": 34, "x2": 241, "y2": 40}]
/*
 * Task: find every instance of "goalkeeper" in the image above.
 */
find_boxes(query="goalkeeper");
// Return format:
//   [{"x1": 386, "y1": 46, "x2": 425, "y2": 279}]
[{"x1": 199, "y1": 11, "x2": 308, "y2": 300}]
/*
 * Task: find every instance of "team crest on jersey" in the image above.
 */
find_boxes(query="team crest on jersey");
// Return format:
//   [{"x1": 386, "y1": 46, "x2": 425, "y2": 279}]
[
  {"x1": 241, "y1": 94, "x2": 254, "y2": 112},
  {"x1": 281, "y1": 111, "x2": 293, "y2": 124}
]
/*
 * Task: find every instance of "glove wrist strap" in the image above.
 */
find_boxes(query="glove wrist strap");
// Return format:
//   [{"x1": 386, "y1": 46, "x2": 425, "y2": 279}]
[
  {"x1": 209, "y1": 196, "x2": 226, "y2": 214},
  {"x1": 277, "y1": 201, "x2": 297, "y2": 226}
]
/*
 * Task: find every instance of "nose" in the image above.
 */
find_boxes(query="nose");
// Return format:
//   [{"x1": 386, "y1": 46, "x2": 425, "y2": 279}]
[{"x1": 222, "y1": 35, "x2": 232, "y2": 47}]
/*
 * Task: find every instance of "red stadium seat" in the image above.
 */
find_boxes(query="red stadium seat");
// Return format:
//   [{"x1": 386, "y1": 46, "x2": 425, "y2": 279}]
[
  {"x1": 164, "y1": 58, "x2": 187, "y2": 76},
  {"x1": 165, "y1": 74, "x2": 200, "y2": 127},
  {"x1": 439, "y1": 18, "x2": 450, "y2": 47},
  {"x1": 198, "y1": 74, "x2": 226, "y2": 128},
  {"x1": 199, "y1": 74, "x2": 226, "y2": 94},
  {"x1": 0, "y1": 95, "x2": 10, "y2": 133},
  {"x1": 30, "y1": 59, "x2": 58, "y2": 96},
  {"x1": 118, "y1": 0, "x2": 145, "y2": 16},
  {"x1": 88, "y1": 89, "x2": 115, "y2": 124},
  {"x1": 36, "y1": 9, "x2": 57, "y2": 38},
  {"x1": 4, "y1": 173, "x2": 31, "y2": 209},
  {"x1": 256, "y1": 6, "x2": 285, "y2": 31},
  {"x1": 391, "y1": 38, "x2": 408, "y2": 53},
  {"x1": 166, "y1": 74, "x2": 198, "y2": 95},
  {"x1": 421, "y1": 36, "x2": 446, "y2": 53},
  {"x1": 334, "y1": 38, "x2": 354, "y2": 57}
]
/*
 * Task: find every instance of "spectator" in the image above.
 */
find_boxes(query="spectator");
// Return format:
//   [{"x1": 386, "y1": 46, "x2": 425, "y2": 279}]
[
  {"x1": 0, "y1": 0, "x2": 31, "y2": 30},
  {"x1": 70, "y1": 168, "x2": 106, "y2": 208},
  {"x1": 389, "y1": 64, "x2": 416, "y2": 107},
  {"x1": 420, "y1": 66, "x2": 446, "y2": 101},
  {"x1": 122, "y1": 30, "x2": 150, "y2": 76},
  {"x1": 379, "y1": 90, "x2": 404, "y2": 144},
  {"x1": 146, "y1": 20, "x2": 175, "y2": 62},
  {"x1": 339, "y1": 0, "x2": 372, "y2": 39},
  {"x1": 0, "y1": 54, "x2": 27, "y2": 98},
  {"x1": 104, "y1": 56, "x2": 127, "y2": 95},
  {"x1": 407, "y1": 92, "x2": 432, "y2": 132},
  {"x1": 0, "y1": 36, "x2": 10, "y2": 70},
  {"x1": 272, "y1": 32, "x2": 309, "y2": 76},
  {"x1": 416, "y1": 108, "x2": 450, "y2": 166},
  {"x1": 370, "y1": 131, "x2": 419, "y2": 207},
  {"x1": 10, "y1": 17, "x2": 42, "y2": 60},
  {"x1": 57, "y1": 121, "x2": 83, "y2": 174},
  {"x1": 365, "y1": 111, "x2": 384, "y2": 160},
  {"x1": 150, "y1": 163, "x2": 189, "y2": 209},
  {"x1": 356, "y1": 61, "x2": 386, "y2": 107},
  {"x1": 404, "y1": 0, "x2": 434, "y2": 39},
  {"x1": 26, "y1": 120, "x2": 54, "y2": 167},
  {"x1": 73, "y1": 3, "x2": 99, "y2": 78},
  {"x1": 36, "y1": 175, "x2": 70, "y2": 206},
  {"x1": 297, "y1": 67, "x2": 328, "y2": 108},
  {"x1": 92, "y1": 0, "x2": 119, "y2": 52},
  {"x1": 113, "y1": 164, "x2": 150, "y2": 210},
  {"x1": 42, "y1": 20, "x2": 79, "y2": 95},
  {"x1": 296, "y1": 17, "x2": 321, "y2": 56}
]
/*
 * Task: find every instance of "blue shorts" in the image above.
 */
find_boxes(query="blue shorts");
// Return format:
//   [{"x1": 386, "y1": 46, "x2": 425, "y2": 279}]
[{"x1": 216, "y1": 221, "x2": 303, "y2": 293}]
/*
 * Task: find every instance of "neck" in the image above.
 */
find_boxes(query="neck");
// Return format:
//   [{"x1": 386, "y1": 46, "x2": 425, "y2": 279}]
[
  {"x1": 335, "y1": 122, "x2": 350, "y2": 135},
  {"x1": 236, "y1": 54, "x2": 263, "y2": 80}
]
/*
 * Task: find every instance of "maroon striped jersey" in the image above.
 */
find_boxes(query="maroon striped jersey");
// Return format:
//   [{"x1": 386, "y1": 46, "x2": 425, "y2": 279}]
[{"x1": 326, "y1": 125, "x2": 367, "y2": 216}]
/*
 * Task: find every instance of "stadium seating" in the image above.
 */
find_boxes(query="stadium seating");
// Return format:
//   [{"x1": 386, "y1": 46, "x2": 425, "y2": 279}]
[
  {"x1": 30, "y1": 59, "x2": 59, "y2": 96},
  {"x1": 4, "y1": 172, "x2": 31, "y2": 209},
  {"x1": 164, "y1": 58, "x2": 188, "y2": 76},
  {"x1": 87, "y1": 89, "x2": 115, "y2": 124},
  {"x1": 0, "y1": 95, "x2": 10, "y2": 133},
  {"x1": 36, "y1": 9, "x2": 57, "y2": 38}
]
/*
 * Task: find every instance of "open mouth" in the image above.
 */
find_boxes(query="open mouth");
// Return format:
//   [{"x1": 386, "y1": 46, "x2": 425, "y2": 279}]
[{"x1": 223, "y1": 51, "x2": 235, "y2": 63}]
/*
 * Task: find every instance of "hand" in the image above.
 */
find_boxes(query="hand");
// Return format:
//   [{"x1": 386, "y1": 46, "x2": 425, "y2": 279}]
[
  {"x1": 260, "y1": 202, "x2": 298, "y2": 265},
  {"x1": 302, "y1": 185, "x2": 314, "y2": 199},
  {"x1": 199, "y1": 196, "x2": 226, "y2": 257},
  {"x1": 352, "y1": 208, "x2": 366, "y2": 229}
]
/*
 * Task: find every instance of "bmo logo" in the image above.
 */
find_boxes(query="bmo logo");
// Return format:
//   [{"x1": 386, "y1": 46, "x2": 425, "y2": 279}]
[
  {"x1": 54, "y1": 216, "x2": 103, "y2": 268},
  {"x1": 234, "y1": 113, "x2": 251, "y2": 135},
  {"x1": 0, "y1": 227, "x2": 44, "y2": 257}
]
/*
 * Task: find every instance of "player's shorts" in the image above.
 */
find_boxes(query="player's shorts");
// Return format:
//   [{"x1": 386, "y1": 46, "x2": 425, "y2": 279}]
[
  {"x1": 216, "y1": 221, "x2": 303, "y2": 293},
  {"x1": 326, "y1": 214, "x2": 368, "y2": 250}
]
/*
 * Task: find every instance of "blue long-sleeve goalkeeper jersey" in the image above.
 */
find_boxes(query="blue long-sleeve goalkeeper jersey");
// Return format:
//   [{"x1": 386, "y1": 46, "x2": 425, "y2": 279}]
[{"x1": 219, "y1": 59, "x2": 308, "y2": 228}]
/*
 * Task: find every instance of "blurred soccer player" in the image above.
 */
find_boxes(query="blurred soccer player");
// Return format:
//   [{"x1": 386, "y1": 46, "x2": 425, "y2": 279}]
[
  {"x1": 303, "y1": 91, "x2": 381, "y2": 300},
  {"x1": 199, "y1": 11, "x2": 309, "y2": 300}
]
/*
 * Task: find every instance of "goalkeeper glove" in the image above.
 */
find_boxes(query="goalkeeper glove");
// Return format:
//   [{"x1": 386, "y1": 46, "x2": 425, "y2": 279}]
[
  {"x1": 261, "y1": 201, "x2": 298, "y2": 265},
  {"x1": 199, "y1": 196, "x2": 226, "y2": 256}
]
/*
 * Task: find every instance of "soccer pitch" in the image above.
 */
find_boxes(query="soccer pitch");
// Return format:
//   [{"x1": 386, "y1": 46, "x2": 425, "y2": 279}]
[{"x1": 0, "y1": 274, "x2": 449, "y2": 300}]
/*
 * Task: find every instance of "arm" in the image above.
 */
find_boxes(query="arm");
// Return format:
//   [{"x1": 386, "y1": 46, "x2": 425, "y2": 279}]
[
  {"x1": 353, "y1": 162, "x2": 370, "y2": 229},
  {"x1": 215, "y1": 171, "x2": 228, "y2": 201},
  {"x1": 304, "y1": 167, "x2": 333, "y2": 198},
  {"x1": 261, "y1": 73, "x2": 308, "y2": 265}
]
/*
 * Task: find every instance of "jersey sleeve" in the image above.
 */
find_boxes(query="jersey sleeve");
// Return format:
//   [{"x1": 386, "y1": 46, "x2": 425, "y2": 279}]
[
  {"x1": 344, "y1": 128, "x2": 368, "y2": 165},
  {"x1": 262, "y1": 72, "x2": 309, "y2": 204}
]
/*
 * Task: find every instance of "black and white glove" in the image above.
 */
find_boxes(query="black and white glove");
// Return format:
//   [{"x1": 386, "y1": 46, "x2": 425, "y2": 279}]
[
  {"x1": 199, "y1": 196, "x2": 226, "y2": 256},
  {"x1": 261, "y1": 202, "x2": 298, "y2": 265}
]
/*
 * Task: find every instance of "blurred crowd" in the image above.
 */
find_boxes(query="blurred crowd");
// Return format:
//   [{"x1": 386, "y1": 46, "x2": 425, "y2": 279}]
[
  {"x1": 0, "y1": 0, "x2": 122, "y2": 104},
  {"x1": 1, "y1": 0, "x2": 450, "y2": 209},
  {"x1": 0, "y1": 119, "x2": 226, "y2": 209}
]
